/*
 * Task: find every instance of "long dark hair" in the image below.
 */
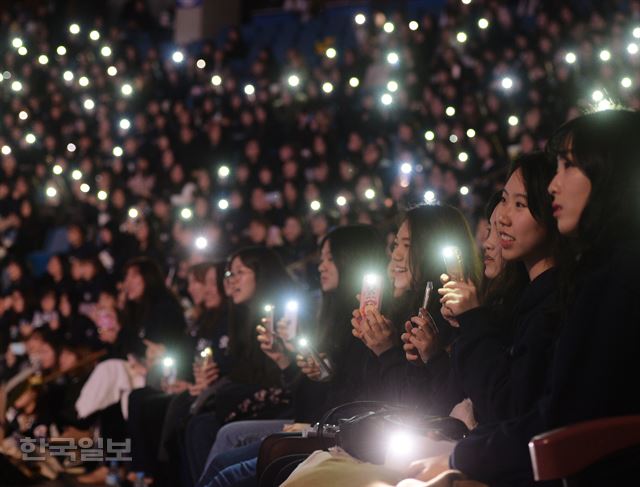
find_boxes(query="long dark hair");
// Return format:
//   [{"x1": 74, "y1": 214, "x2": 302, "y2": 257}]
[
  {"x1": 226, "y1": 247, "x2": 295, "y2": 385},
  {"x1": 404, "y1": 204, "x2": 482, "y2": 308},
  {"x1": 546, "y1": 109, "x2": 640, "y2": 304},
  {"x1": 546, "y1": 109, "x2": 640, "y2": 254},
  {"x1": 317, "y1": 225, "x2": 387, "y2": 354}
]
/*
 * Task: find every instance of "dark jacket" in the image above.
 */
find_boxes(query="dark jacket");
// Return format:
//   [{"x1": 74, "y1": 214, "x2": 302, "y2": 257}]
[
  {"x1": 452, "y1": 267, "x2": 559, "y2": 424},
  {"x1": 451, "y1": 245, "x2": 640, "y2": 486}
]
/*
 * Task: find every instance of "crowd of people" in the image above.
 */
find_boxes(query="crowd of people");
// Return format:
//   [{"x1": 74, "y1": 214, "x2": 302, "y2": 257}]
[{"x1": 1, "y1": 0, "x2": 640, "y2": 486}]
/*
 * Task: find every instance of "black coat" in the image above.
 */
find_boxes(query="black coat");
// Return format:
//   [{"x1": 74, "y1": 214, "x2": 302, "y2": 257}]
[
  {"x1": 452, "y1": 267, "x2": 559, "y2": 425},
  {"x1": 451, "y1": 244, "x2": 640, "y2": 486}
]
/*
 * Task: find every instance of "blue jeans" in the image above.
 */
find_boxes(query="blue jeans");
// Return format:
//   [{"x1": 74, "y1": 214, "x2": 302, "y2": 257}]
[{"x1": 197, "y1": 442, "x2": 260, "y2": 487}]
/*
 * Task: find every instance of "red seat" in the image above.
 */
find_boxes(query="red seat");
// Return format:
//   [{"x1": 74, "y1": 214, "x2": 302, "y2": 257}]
[{"x1": 528, "y1": 415, "x2": 640, "y2": 481}]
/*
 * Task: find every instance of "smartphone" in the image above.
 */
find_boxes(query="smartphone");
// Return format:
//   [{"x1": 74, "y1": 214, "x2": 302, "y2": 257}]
[
  {"x1": 298, "y1": 338, "x2": 332, "y2": 380},
  {"x1": 263, "y1": 304, "x2": 275, "y2": 346},
  {"x1": 9, "y1": 342, "x2": 26, "y2": 355},
  {"x1": 281, "y1": 301, "x2": 299, "y2": 341},
  {"x1": 359, "y1": 274, "x2": 383, "y2": 316},
  {"x1": 417, "y1": 281, "x2": 439, "y2": 334},
  {"x1": 442, "y1": 246, "x2": 464, "y2": 281}
]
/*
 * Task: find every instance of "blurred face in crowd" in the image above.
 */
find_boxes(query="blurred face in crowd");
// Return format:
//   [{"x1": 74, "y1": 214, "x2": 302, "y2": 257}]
[
  {"x1": 318, "y1": 240, "x2": 339, "y2": 292},
  {"x1": 283, "y1": 217, "x2": 302, "y2": 243},
  {"x1": 39, "y1": 342, "x2": 57, "y2": 370},
  {"x1": 67, "y1": 226, "x2": 83, "y2": 247},
  {"x1": 203, "y1": 267, "x2": 222, "y2": 308},
  {"x1": 497, "y1": 169, "x2": 548, "y2": 266},
  {"x1": 41, "y1": 292, "x2": 56, "y2": 312},
  {"x1": 227, "y1": 257, "x2": 256, "y2": 305},
  {"x1": 47, "y1": 256, "x2": 63, "y2": 279},
  {"x1": 59, "y1": 348, "x2": 78, "y2": 373},
  {"x1": 483, "y1": 208, "x2": 504, "y2": 279},
  {"x1": 390, "y1": 221, "x2": 412, "y2": 292},
  {"x1": 187, "y1": 272, "x2": 205, "y2": 306},
  {"x1": 123, "y1": 266, "x2": 145, "y2": 301},
  {"x1": 548, "y1": 151, "x2": 592, "y2": 236}
]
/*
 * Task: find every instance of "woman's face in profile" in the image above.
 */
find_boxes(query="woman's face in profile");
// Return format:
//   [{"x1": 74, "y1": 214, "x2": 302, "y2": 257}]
[
  {"x1": 227, "y1": 257, "x2": 256, "y2": 305},
  {"x1": 390, "y1": 221, "x2": 412, "y2": 293}
]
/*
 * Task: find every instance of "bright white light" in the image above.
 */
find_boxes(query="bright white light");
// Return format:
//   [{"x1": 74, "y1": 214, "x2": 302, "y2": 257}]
[
  {"x1": 424, "y1": 190, "x2": 436, "y2": 203},
  {"x1": 466, "y1": 128, "x2": 476, "y2": 138},
  {"x1": 442, "y1": 246, "x2": 457, "y2": 258},
  {"x1": 71, "y1": 170, "x2": 82, "y2": 180},
  {"x1": 121, "y1": 83, "x2": 133, "y2": 96},
  {"x1": 387, "y1": 80, "x2": 399, "y2": 92},
  {"x1": 46, "y1": 187, "x2": 57, "y2": 198},
  {"x1": 112, "y1": 146, "x2": 123, "y2": 157},
  {"x1": 449, "y1": 134, "x2": 459, "y2": 143},
  {"x1": 180, "y1": 208, "x2": 193, "y2": 220},
  {"x1": 310, "y1": 200, "x2": 321, "y2": 211},
  {"x1": 63, "y1": 70, "x2": 74, "y2": 81},
  {"x1": 11, "y1": 81, "x2": 22, "y2": 92},
  {"x1": 322, "y1": 82, "x2": 334, "y2": 94},
  {"x1": 211, "y1": 75, "x2": 222, "y2": 86},
  {"x1": 83, "y1": 99, "x2": 95, "y2": 110},
  {"x1": 400, "y1": 162, "x2": 412, "y2": 174},
  {"x1": 286, "y1": 300, "x2": 299, "y2": 312},
  {"x1": 119, "y1": 119, "x2": 131, "y2": 130},
  {"x1": 387, "y1": 432, "x2": 418, "y2": 457},
  {"x1": 107, "y1": 66, "x2": 118, "y2": 76},
  {"x1": 287, "y1": 74, "x2": 300, "y2": 87},
  {"x1": 244, "y1": 84, "x2": 255, "y2": 96},
  {"x1": 627, "y1": 43, "x2": 639, "y2": 55},
  {"x1": 380, "y1": 93, "x2": 393, "y2": 105},
  {"x1": 218, "y1": 166, "x2": 230, "y2": 179},
  {"x1": 599, "y1": 49, "x2": 611, "y2": 62},
  {"x1": 18, "y1": 111, "x2": 28, "y2": 120},
  {"x1": 383, "y1": 22, "x2": 395, "y2": 33},
  {"x1": 336, "y1": 195, "x2": 347, "y2": 207},
  {"x1": 354, "y1": 13, "x2": 366, "y2": 25},
  {"x1": 364, "y1": 273, "x2": 380, "y2": 285},
  {"x1": 478, "y1": 18, "x2": 489, "y2": 29},
  {"x1": 1, "y1": 145, "x2": 11, "y2": 155},
  {"x1": 364, "y1": 188, "x2": 376, "y2": 200},
  {"x1": 458, "y1": 152, "x2": 469, "y2": 162},
  {"x1": 460, "y1": 186, "x2": 470, "y2": 195},
  {"x1": 596, "y1": 99, "x2": 613, "y2": 111},
  {"x1": 69, "y1": 24, "x2": 80, "y2": 35},
  {"x1": 25, "y1": 133, "x2": 36, "y2": 144},
  {"x1": 501, "y1": 77, "x2": 513, "y2": 89},
  {"x1": 196, "y1": 59, "x2": 206, "y2": 69},
  {"x1": 38, "y1": 55, "x2": 49, "y2": 65},
  {"x1": 89, "y1": 30, "x2": 100, "y2": 41},
  {"x1": 100, "y1": 46, "x2": 112, "y2": 57},
  {"x1": 78, "y1": 76, "x2": 89, "y2": 87},
  {"x1": 52, "y1": 164, "x2": 63, "y2": 175},
  {"x1": 565, "y1": 52, "x2": 577, "y2": 64},
  {"x1": 349, "y1": 77, "x2": 360, "y2": 88},
  {"x1": 461, "y1": 0, "x2": 472, "y2": 4},
  {"x1": 298, "y1": 337, "x2": 309, "y2": 348},
  {"x1": 409, "y1": 21, "x2": 419, "y2": 31},
  {"x1": 326, "y1": 47, "x2": 337, "y2": 59},
  {"x1": 633, "y1": 27, "x2": 640, "y2": 39},
  {"x1": 218, "y1": 199, "x2": 229, "y2": 210},
  {"x1": 621, "y1": 77, "x2": 633, "y2": 88},
  {"x1": 195, "y1": 236, "x2": 208, "y2": 250},
  {"x1": 386, "y1": 52, "x2": 399, "y2": 64},
  {"x1": 97, "y1": 190, "x2": 108, "y2": 201},
  {"x1": 508, "y1": 115, "x2": 519, "y2": 126},
  {"x1": 11, "y1": 38, "x2": 23, "y2": 48},
  {"x1": 456, "y1": 32, "x2": 468, "y2": 43},
  {"x1": 264, "y1": 304, "x2": 274, "y2": 313},
  {"x1": 128, "y1": 207, "x2": 139, "y2": 219},
  {"x1": 67, "y1": 143, "x2": 76, "y2": 152},
  {"x1": 162, "y1": 357, "x2": 175, "y2": 368},
  {"x1": 172, "y1": 51, "x2": 184, "y2": 63},
  {"x1": 57, "y1": 45, "x2": 67, "y2": 56},
  {"x1": 424, "y1": 130, "x2": 435, "y2": 141},
  {"x1": 591, "y1": 89, "x2": 604, "y2": 102},
  {"x1": 446, "y1": 106, "x2": 456, "y2": 117},
  {"x1": 80, "y1": 183, "x2": 90, "y2": 193},
  {"x1": 17, "y1": 46, "x2": 27, "y2": 56}
]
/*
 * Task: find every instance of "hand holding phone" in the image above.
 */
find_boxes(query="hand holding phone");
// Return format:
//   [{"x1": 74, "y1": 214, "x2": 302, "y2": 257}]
[{"x1": 359, "y1": 274, "x2": 383, "y2": 316}]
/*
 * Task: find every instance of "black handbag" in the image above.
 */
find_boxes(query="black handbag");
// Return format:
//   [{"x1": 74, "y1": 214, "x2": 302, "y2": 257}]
[{"x1": 316, "y1": 401, "x2": 469, "y2": 464}]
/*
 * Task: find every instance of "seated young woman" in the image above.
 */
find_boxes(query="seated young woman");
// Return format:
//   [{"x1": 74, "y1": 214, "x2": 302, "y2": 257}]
[
  {"x1": 352, "y1": 204, "x2": 482, "y2": 414},
  {"x1": 194, "y1": 224, "x2": 388, "y2": 487}
]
